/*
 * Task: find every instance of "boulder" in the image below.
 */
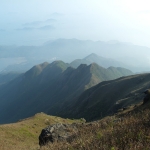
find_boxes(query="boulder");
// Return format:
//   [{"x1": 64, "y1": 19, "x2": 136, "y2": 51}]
[
  {"x1": 39, "y1": 123, "x2": 78, "y2": 146},
  {"x1": 144, "y1": 89, "x2": 150, "y2": 95},
  {"x1": 143, "y1": 89, "x2": 150, "y2": 104}
]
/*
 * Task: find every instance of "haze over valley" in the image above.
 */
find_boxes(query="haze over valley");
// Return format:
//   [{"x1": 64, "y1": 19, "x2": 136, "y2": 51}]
[{"x1": 1, "y1": 39, "x2": 150, "y2": 73}]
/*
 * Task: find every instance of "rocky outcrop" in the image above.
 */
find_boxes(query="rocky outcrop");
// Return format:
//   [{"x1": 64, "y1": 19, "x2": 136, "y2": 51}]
[
  {"x1": 143, "y1": 89, "x2": 150, "y2": 104},
  {"x1": 39, "y1": 123, "x2": 78, "y2": 146}
]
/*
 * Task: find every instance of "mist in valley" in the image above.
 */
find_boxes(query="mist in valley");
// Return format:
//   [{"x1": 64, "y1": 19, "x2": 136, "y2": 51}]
[
  {"x1": 0, "y1": 0, "x2": 150, "y2": 73},
  {"x1": 0, "y1": 39, "x2": 150, "y2": 73}
]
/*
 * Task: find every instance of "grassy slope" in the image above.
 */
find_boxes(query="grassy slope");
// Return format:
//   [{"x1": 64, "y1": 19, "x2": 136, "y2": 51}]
[
  {"x1": 0, "y1": 61, "x2": 69, "y2": 124},
  {"x1": 64, "y1": 73, "x2": 150, "y2": 121},
  {"x1": 0, "y1": 113, "x2": 79, "y2": 150},
  {"x1": 0, "y1": 62, "x2": 132, "y2": 124},
  {"x1": 42, "y1": 101, "x2": 150, "y2": 150},
  {"x1": 0, "y1": 72, "x2": 21, "y2": 86},
  {"x1": 1, "y1": 98, "x2": 150, "y2": 150}
]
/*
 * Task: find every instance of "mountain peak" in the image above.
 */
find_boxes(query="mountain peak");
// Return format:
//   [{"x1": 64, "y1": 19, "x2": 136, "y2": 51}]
[
  {"x1": 51, "y1": 60, "x2": 65, "y2": 65},
  {"x1": 25, "y1": 62, "x2": 49, "y2": 78},
  {"x1": 85, "y1": 53, "x2": 99, "y2": 59},
  {"x1": 70, "y1": 53, "x2": 126, "y2": 69},
  {"x1": 77, "y1": 64, "x2": 88, "y2": 69},
  {"x1": 89, "y1": 53, "x2": 97, "y2": 56},
  {"x1": 88, "y1": 62, "x2": 101, "y2": 69},
  {"x1": 50, "y1": 60, "x2": 69, "y2": 70}
]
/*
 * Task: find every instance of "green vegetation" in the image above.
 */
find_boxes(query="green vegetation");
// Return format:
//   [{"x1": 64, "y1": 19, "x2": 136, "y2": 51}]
[
  {"x1": 41, "y1": 101, "x2": 150, "y2": 150},
  {"x1": 1, "y1": 90, "x2": 150, "y2": 150},
  {"x1": 66, "y1": 73, "x2": 149, "y2": 121},
  {"x1": 0, "y1": 61, "x2": 132, "y2": 124},
  {"x1": 0, "y1": 72, "x2": 21, "y2": 85},
  {"x1": 0, "y1": 112, "x2": 79, "y2": 150}
]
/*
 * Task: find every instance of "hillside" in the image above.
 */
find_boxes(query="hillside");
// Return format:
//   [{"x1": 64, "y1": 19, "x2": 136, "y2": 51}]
[
  {"x1": 59, "y1": 73, "x2": 150, "y2": 121},
  {"x1": 41, "y1": 100, "x2": 150, "y2": 150},
  {"x1": 0, "y1": 61, "x2": 69, "y2": 124},
  {"x1": 0, "y1": 113, "x2": 79, "y2": 150},
  {"x1": 0, "y1": 61, "x2": 132, "y2": 124},
  {"x1": 1, "y1": 98, "x2": 150, "y2": 150},
  {"x1": 0, "y1": 72, "x2": 21, "y2": 85}
]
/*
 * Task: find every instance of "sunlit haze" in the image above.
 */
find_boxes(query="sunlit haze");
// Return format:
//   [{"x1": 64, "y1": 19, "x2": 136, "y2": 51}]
[{"x1": 0, "y1": 0, "x2": 150, "y2": 46}]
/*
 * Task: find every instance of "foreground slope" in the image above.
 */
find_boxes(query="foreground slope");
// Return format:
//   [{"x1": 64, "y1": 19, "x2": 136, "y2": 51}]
[
  {"x1": 1, "y1": 97, "x2": 150, "y2": 150},
  {"x1": 1, "y1": 99, "x2": 150, "y2": 150},
  {"x1": 1, "y1": 80, "x2": 150, "y2": 150},
  {"x1": 0, "y1": 61, "x2": 132, "y2": 124},
  {"x1": 0, "y1": 113, "x2": 79, "y2": 150},
  {"x1": 59, "y1": 73, "x2": 150, "y2": 121},
  {"x1": 42, "y1": 100, "x2": 150, "y2": 150}
]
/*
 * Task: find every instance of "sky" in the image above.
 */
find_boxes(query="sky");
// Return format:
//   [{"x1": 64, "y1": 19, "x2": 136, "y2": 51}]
[{"x1": 0, "y1": 0, "x2": 150, "y2": 46}]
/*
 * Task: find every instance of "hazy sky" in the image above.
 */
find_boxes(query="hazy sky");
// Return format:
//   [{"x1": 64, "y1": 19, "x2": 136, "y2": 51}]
[{"x1": 0, "y1": 0, "x2": 150, "y2": 46}]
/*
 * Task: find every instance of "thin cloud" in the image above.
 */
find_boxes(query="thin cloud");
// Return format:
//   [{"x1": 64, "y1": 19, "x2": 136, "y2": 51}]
[
  {"x1": 50, "y1": 12, "x2": 64, "y2": 17},
  {"x1": 45, "y1": 19, "x2": 57, "y2": 23},
  {"x1": 39, "y1": 25, "x2": 55, "y2": 30},
  {"x1": 16, "y1": 27, "x2": 35, "y2": 31},
  {"x1": 23, "y1": 21, "x2": 42, "y2": 26},
  {"x1": 0, "y1": 29, "x2": 5, "y2": 32},
  {"x1": 16, "y1": 25, "x2": 55, "y2": 31},
  {"x1": 23, "y1": 19, "x2": 57, "y2": 27}
]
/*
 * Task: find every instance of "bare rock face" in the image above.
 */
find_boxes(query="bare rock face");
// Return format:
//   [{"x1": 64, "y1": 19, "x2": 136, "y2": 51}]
[{"x1": 39, "y1": 123, "x2": 78, "y2": 146}]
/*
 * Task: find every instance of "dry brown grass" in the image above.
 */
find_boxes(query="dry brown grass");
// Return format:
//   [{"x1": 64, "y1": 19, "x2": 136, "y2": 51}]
[
  {"x1": 1, "y1": 102, "x2": 150, "y2": 150},
  {"x1": 41, "y1": 103, "x2": 150, "y2": 150}
]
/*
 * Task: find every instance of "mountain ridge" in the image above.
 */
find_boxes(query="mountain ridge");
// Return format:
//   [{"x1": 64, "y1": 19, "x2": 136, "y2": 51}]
[
  {"x1": 1, "y1": 39, "x2": 150, "y2": 72},
  {"x1": 70, "y1": 53, "x2": 126, "y2": 69},
  {"x1": 0, "y1": 61, "x2": 132, "y2": 124},
  {"x1": 59, "y1": 73, "x2": 149, "y2": 121}
]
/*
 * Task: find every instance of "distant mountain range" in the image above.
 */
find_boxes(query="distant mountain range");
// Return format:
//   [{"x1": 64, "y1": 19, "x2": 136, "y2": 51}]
[
  {"x1": 1, "y1": 38, "x2": 150, "y2": 72},
  {"x1": 0, "y1": 53, "x2": 131, "y2": 85},
  {"x1": 0, "y1": 61, "x2": 132, "y2": 124},
  {"x1": 70, "y1": 53, "x2": 126, "y2": 68}
]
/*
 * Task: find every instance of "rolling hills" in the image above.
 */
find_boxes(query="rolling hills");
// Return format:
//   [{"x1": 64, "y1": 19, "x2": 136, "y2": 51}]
[
  {"x1": 0, "y1": 61, "x2": 132, "y2": 124},
  {"x1": 59, "y1": 73, "x2": 150, "y2": 121}
]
